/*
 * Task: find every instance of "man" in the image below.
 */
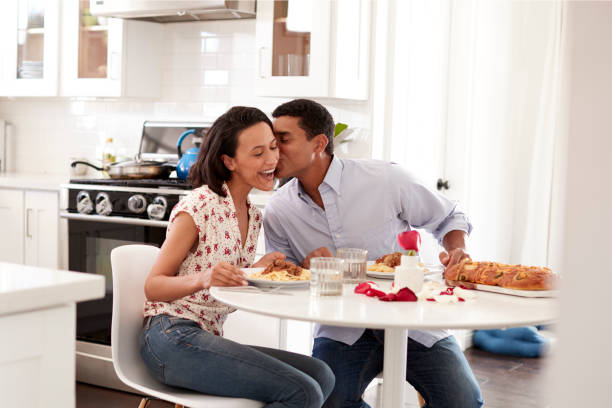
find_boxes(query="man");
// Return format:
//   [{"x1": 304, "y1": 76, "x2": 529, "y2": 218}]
[{"x1": 264, "y1": 99, "x2": 483, "y2": 408}]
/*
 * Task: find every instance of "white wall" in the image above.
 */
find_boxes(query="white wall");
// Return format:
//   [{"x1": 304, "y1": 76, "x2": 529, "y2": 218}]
[
  {"x1": 550, "y1": 2, "x2": 612, "y2": 406},
  {"x1": 0, "y1": 19, "x2": 371, "y2": 175}
]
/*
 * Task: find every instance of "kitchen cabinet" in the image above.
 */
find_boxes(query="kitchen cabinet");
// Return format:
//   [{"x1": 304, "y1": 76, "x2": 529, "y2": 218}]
[
  {"x1": 60, "y1": 0, "x2": 163, "y2": 97},
  {"x1": 0, "y1": 188, "x2": 59, "y2": 269},
  {"x1": 0, "y1": 0, "x2": 60, "y2": 96},
  {"x1": 0, "y1": 189, "x2": 24, "y2": 264},
  {"x1": 0, "y1": 0, "x2": 162, "y2": 97},
  {"x1": 255, "y1": 0, "x2": 371, "y2": 99},
  {"x1": 0, "y1": 263, "x2": 104, "y2": 408}
]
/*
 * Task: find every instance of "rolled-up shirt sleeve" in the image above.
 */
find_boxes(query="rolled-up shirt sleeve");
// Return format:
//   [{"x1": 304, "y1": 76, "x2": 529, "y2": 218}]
[
  {"x1": 390, "y1": 164, "x2": 473, "y2": 245},
  {"x1": 263, "y1": 204, "x2": 300, "y2": 265}
]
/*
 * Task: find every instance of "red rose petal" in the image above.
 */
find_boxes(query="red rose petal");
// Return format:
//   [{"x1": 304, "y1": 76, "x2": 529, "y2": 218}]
[{"x1": 395, "y1": 287, "x2": 418, "y2": 301}]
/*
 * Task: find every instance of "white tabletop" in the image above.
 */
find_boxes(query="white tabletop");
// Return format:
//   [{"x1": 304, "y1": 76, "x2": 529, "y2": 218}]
[
  {"x1": 211, "y1": 280, "x2": 558, "y2": 330},
  {"x1": 212, "y1": 279, "x2": 558, "y2": 408},
  {"x1": 0, "y1": 262, "x2": 105, "y2": 316}
]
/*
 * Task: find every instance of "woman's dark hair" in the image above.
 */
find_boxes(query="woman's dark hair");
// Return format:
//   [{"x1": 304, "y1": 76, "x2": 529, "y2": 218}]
[
  {"x1": 271, "y1": 99, "x2": 335, "y2": 156},
  {"x1": 188, "y1": 106, "x2": 273, "y2": 196}
]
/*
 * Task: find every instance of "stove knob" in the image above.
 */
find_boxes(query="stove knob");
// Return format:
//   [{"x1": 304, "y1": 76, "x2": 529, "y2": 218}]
[
  {"x1": 95, "y1": 192, "x2": 113, "y2": 216},
  {"x1": 128, "y1": 194, "x2": 147, "y2": 214},
  {"x1": 76, "y1": 191, "x2": 93, "y2": 214},
  {"x1": 147, "y1": 196, "x2": 168, "y2": 220}
]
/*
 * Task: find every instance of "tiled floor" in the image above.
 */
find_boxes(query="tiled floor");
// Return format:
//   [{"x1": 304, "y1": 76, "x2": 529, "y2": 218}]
[{"x1": 76, "y1": 348, "x2": 552, "y2": 408}]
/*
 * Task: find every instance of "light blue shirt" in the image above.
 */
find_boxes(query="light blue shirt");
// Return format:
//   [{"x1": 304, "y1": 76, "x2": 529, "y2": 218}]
[{"x1": 264, "y1": 156, "x2": 472, "y2": 347}]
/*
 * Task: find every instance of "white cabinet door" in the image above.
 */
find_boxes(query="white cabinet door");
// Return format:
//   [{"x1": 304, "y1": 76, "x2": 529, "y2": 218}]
[
  {"x1": 24, "y1": 190, "x2": 59, "y2": 269},
  {"x1": 255, "y1": 0, "x2": 331, "y2": 97},
  {"x1": 0, "y1": 0, "x2": 60, "y2": 96},
  {"x1": 0, "y1": 304, "x2": 75, "y2": 408},
  {"x1": 0, "y1": 189, "x2": 24, "y2": 264},
  {"x1": 255, "y1": 0, "x2": 370, "y2": 99},
  {"x1": 61, "y1": 0, "x2": 163, "y2": 97}
]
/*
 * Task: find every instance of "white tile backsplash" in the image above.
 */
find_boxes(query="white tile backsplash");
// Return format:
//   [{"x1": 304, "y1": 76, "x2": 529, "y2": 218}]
[{"x1": 0, "y1": 19, "x2": 371, "y2": 175}]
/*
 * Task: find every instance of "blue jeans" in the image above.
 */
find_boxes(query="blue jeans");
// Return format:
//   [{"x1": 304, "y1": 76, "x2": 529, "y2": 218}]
[
  {"x1": 313, "y1": 330, "x2": 484, "y2": 408},
  {"x1": 141, "y1": 314, "x2": 335, "y2": 408}
]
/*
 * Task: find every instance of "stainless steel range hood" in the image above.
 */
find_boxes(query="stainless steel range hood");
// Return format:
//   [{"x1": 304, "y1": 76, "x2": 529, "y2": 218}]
[{"x1": 90, "y1": 0, "x2": 256, "y2": 23}]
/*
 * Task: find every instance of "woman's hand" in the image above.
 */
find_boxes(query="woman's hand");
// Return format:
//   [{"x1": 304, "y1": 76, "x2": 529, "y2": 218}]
[
  {"x1": 252, "y1": 252, "x2": 286, "y2": 268},
  {"x1": 200, "y1": 261, "x2": 248, "y2": 288}
]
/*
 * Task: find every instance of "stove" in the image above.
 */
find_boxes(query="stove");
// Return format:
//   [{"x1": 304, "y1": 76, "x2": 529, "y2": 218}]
[{"x1": 60, "y1": 121, "x2": 209, "y2": 392}]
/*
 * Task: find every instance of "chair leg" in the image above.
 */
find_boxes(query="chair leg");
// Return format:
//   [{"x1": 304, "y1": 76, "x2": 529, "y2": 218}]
[
  {"x1": 417, "y1": 392, "x2": 425, "y2": 407},
  {"x1": 137, "y1": 398, "x2": 151, "y2": 408}
]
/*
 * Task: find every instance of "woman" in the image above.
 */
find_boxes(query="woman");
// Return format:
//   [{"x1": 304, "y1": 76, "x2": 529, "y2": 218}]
[{"x1": 140, "y1": 106, "x2": 334, "y2": 407}]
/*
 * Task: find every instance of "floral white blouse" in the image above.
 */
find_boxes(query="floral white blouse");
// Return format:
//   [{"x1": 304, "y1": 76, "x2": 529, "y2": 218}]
[{"x1": 143, "y1": 183, "x2": 261, "y2": 336}]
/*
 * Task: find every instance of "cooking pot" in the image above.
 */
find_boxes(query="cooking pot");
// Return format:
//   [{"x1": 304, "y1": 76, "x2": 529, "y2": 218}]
[
  {"x1": 71, "y1": 157, "x2": 175, "y2": 179},
  {"x1": 176, "y1": 129, "x2": 200, "y2": 180}
]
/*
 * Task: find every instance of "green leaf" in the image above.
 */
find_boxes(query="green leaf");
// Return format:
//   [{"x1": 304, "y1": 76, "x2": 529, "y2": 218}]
[{"x1": 334, "y1": 122, "x2": 348, "y2": 138}]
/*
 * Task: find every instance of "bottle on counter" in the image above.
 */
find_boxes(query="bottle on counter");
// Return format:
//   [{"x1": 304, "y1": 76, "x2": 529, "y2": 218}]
[{"x1": 101, "y1": 137, "x2": 116, "y2": 167}]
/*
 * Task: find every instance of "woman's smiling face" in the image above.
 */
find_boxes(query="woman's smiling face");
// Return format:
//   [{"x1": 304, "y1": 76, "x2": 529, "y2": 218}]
[{"x1": 223, "y1": 121, "x2": 279, "y2": 191}]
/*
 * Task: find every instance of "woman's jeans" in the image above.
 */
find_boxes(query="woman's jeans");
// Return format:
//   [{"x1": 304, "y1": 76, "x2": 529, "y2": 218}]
[
  {"x1": 140, "y1": 314, "x2": 335, "y2": 408},
  {"x1": 313, "y1": 330, "x2": 484, "y2": 408}
]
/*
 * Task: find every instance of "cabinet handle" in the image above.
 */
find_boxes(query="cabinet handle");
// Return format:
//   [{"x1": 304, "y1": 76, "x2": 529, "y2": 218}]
[
  {"x1": 259, "y1": 47, "x2": 268, "y2": 79},
  {"x1": 26, "y1": 208, "x2": 32, "y2": 238}
]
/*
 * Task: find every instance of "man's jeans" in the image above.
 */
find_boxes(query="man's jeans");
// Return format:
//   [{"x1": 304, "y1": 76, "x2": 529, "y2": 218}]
[
  {"x1": 313, "y1": 330, "x2": 484, "y2": 408},
  {"x1": 141, "y1": 314, "x2": 335, "y2": 408}
]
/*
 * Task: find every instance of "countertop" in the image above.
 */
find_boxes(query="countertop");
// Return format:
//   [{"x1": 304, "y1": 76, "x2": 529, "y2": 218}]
[
  {"x1": 0, "y1": 262, "x2": 105, "y2": 316},
  {"x1": 0, "y1": 172, "x2": 69, "y2": 191}
]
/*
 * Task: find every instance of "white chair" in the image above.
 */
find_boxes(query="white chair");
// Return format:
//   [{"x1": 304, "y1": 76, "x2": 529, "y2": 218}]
[{"x1": 110, "y1": 244, "x2": 264, "y2": 408}]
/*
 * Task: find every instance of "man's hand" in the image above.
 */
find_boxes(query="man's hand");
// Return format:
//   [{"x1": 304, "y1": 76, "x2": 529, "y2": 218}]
[
  {"x1": 252, "y1": 252, "x2": 286, "y2": 268},
  {"x1": 200, "y1": 261, "x2": 247, "y2": 288},
  {"x1": 301, "y1": 247, "x2": 333, "y2": 269},
  {"x1": 440, "y1": 230, "x2": 470, "y2": 269},
  {"x1": 439, "y1": 248, "x2": 470, "y2": 269}
]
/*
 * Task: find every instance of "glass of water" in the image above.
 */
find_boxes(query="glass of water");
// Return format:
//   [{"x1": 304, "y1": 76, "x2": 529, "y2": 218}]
[
  {"x1": 336, "y1": 248, "x2": 368, "y2": 284},
  {"x1": 310, "y1": 257, "x2": 344, "y2": 296}
]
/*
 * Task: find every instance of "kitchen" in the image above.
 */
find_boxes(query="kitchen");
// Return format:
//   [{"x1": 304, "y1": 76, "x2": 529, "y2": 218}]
[{"x1": 0, "y1": 0, "x2": 610, "y2": 407}]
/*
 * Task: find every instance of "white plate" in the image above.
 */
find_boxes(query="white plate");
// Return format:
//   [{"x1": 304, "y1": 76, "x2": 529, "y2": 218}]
[
  {"x1": 243, "y1": 268, "x2": 309, "y2": 289},
  {"x1": 445, "y1": 279, "x2": 559, "y2": 298},
  {"x1": 365, "y1": 261, "x2": 444, "y2": 280}
]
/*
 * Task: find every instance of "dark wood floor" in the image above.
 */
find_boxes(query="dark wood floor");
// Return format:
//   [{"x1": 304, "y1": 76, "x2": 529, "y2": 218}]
[{"x1": 76, "y1": 348, "x2": 551, "y2": 408}]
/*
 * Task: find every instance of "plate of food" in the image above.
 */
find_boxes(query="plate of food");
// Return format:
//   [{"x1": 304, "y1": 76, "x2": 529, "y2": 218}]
[
  {"x1": 366, "y1": 252, "x2": 444, "y2": 279},
  {"x1": 443, "y1": 258, "x2": 559, "y2": 298},
  {"x1": 244, "y1": 260, "x2": 310, "y2": 288}
]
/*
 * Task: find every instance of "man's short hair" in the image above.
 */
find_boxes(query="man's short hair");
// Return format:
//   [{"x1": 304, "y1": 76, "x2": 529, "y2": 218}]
[{"x1": 272, "y1": 99, "x2": 334, "y2": 156}]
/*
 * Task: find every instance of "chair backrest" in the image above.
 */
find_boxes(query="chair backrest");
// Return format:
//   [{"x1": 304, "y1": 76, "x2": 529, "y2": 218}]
[{"x1": 110, "y1": 244, "x2": 160, "y2": 387}]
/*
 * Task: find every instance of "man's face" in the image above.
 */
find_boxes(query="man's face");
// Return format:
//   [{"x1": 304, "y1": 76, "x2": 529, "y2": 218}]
[{"x1": 273, "y1": 115, "x2": 318, "y2": 179}]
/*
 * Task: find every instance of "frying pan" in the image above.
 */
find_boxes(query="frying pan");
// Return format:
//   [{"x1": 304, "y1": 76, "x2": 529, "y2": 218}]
[{"x1": 70, "y1": 159, "x2": 176, "y2": 180}]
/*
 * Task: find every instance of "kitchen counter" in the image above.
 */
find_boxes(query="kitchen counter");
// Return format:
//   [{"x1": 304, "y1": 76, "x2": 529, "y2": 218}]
[
  {"x1": 0, "y1": 171, "x2": 68, "y2": 190},
  {"x1": 0, "y1": 262, "x2": 104, "y2": 316},
  {"x1": 0, "y1": 263, "x2": 104, "y2": 408}
]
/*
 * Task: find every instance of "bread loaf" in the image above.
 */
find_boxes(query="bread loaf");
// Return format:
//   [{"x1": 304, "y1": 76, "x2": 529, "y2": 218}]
[{"x1": 444, "y1": 259, "x2": 556, "y2": 291}]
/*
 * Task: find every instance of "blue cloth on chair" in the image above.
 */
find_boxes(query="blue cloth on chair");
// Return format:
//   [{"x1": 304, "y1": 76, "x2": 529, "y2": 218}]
[{"x1": 473, "y1": 327, "x2": 549, "y2": 358}]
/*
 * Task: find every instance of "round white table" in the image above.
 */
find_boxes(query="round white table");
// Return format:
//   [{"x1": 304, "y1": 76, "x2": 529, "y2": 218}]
[{"x1": 211, "y1": 280, "x2": 558, "y2": 408}]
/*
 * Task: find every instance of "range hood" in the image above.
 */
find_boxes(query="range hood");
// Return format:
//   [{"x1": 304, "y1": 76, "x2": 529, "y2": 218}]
[{"x1": 90, "y1": 0, "x2": 256, "y2": 23}]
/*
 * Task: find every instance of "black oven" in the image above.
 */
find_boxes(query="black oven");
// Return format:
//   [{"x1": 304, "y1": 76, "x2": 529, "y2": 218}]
[
  {"x1": 67, "y1": 216, "x2": 166, "y2": 345},
  {"x1": 61, "y1": 181, "x2": 189, "y2": 391}
]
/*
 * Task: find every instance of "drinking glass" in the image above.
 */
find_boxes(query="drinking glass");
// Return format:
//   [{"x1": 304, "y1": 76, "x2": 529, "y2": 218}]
[
  {"x1": 310, "y1": 257, "x2": 344, "y2": 296},
  {"x1": 336, "y1": 248, "x2": 368, "y2": 284}
]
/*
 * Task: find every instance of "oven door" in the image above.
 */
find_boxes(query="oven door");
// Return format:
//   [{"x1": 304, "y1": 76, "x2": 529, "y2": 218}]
[{"x1": 61, "y1": 212, "x2": 167, "y2": 346}]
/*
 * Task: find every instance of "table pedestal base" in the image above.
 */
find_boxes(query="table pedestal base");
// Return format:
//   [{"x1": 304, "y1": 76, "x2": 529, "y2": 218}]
[{"x1": 382, "y1": 328, "x2": 408, "y2": 408}]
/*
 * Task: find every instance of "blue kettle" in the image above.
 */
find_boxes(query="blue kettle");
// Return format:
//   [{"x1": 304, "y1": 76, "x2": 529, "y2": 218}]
[{"x1": 176, "y1": 129, "x2": 200, "y2": 180}]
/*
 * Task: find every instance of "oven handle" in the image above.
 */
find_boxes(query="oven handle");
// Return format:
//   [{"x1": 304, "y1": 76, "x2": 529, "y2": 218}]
[{"x1": 60, "y1": 211, "x2": 169, "y2": 228}]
